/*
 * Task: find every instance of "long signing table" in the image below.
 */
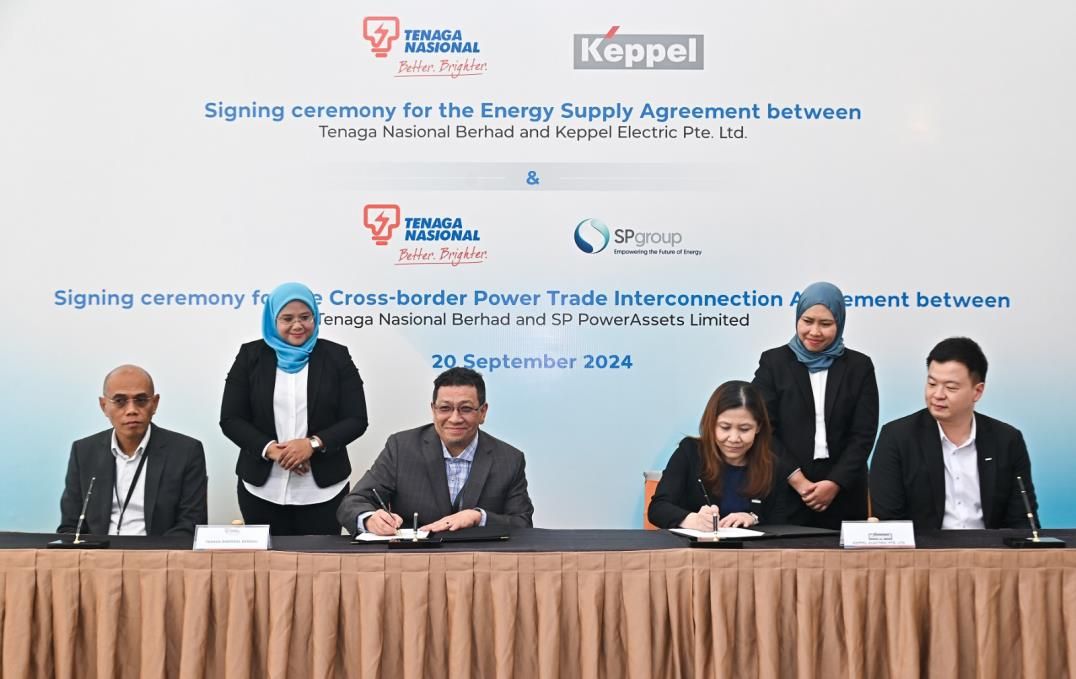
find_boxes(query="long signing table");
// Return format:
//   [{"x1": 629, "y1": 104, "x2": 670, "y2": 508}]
[{"x1": 1, "y1": 528, "x2": 1074, "y2": 679}]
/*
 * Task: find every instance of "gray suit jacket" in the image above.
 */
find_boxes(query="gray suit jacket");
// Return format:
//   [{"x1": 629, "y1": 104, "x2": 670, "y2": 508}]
[
  {"x1": 58, "y1": 425, "x2": 209, "y2": 536},
  {"x1": 337, "y1": 424, "x2": 533, "y2": 534}
]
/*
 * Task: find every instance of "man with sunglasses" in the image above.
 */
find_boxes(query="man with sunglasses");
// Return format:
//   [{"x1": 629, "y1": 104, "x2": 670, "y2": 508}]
[
  {"x1": 338, "y1": 367, "x2": 533, "y2": 535},
  {"x1": 58, "y1": 365, "x2": 208, "y2": 536}
]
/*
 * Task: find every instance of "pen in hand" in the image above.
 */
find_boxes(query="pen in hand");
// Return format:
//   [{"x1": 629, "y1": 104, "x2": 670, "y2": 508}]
[
  {"x1": 698, "y1": 478, "x2": 720, "y2": 532},
  {"x1": 371, "y1": 488, "x2": 399, "y2": 536}
]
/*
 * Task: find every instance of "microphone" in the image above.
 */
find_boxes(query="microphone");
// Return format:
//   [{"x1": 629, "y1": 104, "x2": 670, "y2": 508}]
[
  {"x1": 73, "y1": 476, "x2": 97, "y2": 544},
  {"x1": 1003, "y1": 475, "x2": 1065, "y2": 548},
  {"x1": 48, "y1": 476, "x2": 111, "y2": 549},
  {"x1": 1016, "y1": 475, "x2": 1040, "y2": 540}
]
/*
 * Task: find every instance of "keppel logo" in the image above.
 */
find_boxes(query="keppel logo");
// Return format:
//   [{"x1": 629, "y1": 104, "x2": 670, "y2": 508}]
[
  {"x1": 573, "y1": 26, "x2": 703, "y2": 70},
  {"x1": 363, "y1": 204, "x2": 401, "y2": 245},
  {"x1": 574, "y1": 218, "x2": 610, "y2": 254},
  {"x1": 363, "y1": 17, "x2": 401, "y2": 58}
]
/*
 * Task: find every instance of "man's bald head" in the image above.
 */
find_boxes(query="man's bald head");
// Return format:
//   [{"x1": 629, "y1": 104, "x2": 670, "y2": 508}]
[{"x1": 102, "y1": 365, "x2": 155, "y2": 396}]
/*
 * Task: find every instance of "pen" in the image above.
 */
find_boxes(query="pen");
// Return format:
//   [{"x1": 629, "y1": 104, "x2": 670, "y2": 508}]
[
  {"x1": 371, "y1": 488, "x2": 398, "y2": 536},
  {"x1": 412, "y1": 512, "x2": 419, "y2": 542},
  {"x1": 697, "y1": 478, "x2": 719, "y2": 533},
  {"x1": 697, "y1": 478, "x2": 712, "y2": 506}
]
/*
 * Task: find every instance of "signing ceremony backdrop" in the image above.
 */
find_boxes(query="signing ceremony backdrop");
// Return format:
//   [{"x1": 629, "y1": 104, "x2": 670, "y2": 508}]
[{"x1": 1, "y1": 2, "x2": 1073, "y2": 530}]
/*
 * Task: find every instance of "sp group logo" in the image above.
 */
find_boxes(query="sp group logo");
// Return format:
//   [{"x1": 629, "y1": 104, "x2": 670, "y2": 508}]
[
  {"x1": 362, "y1": 16, "x2": 488, "y2": 79},
  {"x1": 362, "y1": 203, "x2": 488, "y2": 267},
  {"x1": 573, "y1": 218, "x2": 702, "y2": 258},
  {"x1": 574, "y1": 219, "x2": 610, "y2": 254},
  {"x1": 573, "y1": 26, "x2": 703, "y2": 70}
]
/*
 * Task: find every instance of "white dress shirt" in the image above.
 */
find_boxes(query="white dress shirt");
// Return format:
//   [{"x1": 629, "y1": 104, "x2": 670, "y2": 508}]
[
  {"x1": 109, "y1": 424, "x2": 151, "y2": 536},
  {"x1": 809, "y1": 369, "x2": 830, "y2": 460},
  {"x1": 939, "y1": 418, "x2": 985, "y2": 529},
  {"x1": 244, "y1": 366, "x2": 347, "y2": 505}
]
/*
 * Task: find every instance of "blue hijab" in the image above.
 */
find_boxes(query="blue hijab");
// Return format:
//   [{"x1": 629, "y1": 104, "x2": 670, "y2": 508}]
[
  {"x1": 787, "y1": 281, "x2": 846, "y2": 373},
  {"x1": 262, "y1": 282, "x2": 320, "y2": 374}
]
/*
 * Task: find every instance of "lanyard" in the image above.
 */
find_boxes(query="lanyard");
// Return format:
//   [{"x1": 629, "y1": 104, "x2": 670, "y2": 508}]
[{"x1": 114, "y1": 450, "x2": 149, "y2": 535}]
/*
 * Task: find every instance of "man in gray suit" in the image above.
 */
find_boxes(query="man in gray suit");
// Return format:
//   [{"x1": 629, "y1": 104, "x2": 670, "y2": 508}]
[
  {"x1": 58, "y1": 365, "x2": 208, "y2": 536},
  {"x1": 338, "y1": 367, "x2": 533, "y2": 535}
]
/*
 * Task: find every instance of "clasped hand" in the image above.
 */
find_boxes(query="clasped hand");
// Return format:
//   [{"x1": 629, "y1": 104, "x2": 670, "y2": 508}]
[
  {"x1": 790, "y1": 471, "x2": 839, "y2": 512},
  {"x1": 266, "y1": 438, "x2": 314, "y2": 474}
]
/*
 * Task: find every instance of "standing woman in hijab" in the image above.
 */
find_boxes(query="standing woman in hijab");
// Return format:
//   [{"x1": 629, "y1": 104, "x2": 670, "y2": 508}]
[
  {"x1": 220, "y1": 282, "x2": 368, "y2": 535},
  {"x1": 752, "y1": 281, "x2": 878, "y2": 529}
]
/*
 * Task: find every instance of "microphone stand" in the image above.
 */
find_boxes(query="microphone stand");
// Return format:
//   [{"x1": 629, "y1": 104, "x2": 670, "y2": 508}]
[
  {"x1": 1003, "y1": 476, "x2": 1064, "y2": 548},
  {"x1": 49, "y1": 476, "x2": 111, "y2": 549}
]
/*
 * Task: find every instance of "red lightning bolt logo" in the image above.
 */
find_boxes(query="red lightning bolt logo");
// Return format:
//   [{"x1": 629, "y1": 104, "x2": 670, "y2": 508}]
[
  {"x1": 373, "y1": 211, "x2": 390, "y2": 235},
  {"x1": 372, "y1": 23, "x2": 389, "y2": 48}
]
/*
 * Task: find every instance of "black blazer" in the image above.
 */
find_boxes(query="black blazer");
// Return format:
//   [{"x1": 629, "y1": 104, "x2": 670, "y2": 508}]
[
  {"x1": 869, "y1": 409, "x2": 1038, "y2": 530},
  {"x1": 58, "y1": 425, "x2": 208, "y2": 536},
  {"x1": 648, "y1": 437, "x2": 777, "y2": 529},
  {"x1": 752, "y1": 346, "x2": 879, "y2": 522},
  {"x1": 336, "y1": 424, "x2": 534, "y2": 534},
  {"x1": 220, "y1": 339, "x2": 368, "y2": 488}
]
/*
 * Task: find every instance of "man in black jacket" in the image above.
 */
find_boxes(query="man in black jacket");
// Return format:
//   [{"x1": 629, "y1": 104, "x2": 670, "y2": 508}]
[
  {"x1": 869, "y1": 338, "x2": 1037, "y2": 530},
  {"x1": 58, "y1": 365, "x2": 208, "y2": 536}
]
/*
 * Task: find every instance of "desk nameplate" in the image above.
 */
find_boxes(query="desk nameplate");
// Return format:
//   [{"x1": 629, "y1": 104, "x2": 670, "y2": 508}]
[
  {"x1": 840, "y1": 521, "x2": 915, "y2": 549},
  {"x1": 194, "y1": 524, "x2": 271, "y2": 551}
]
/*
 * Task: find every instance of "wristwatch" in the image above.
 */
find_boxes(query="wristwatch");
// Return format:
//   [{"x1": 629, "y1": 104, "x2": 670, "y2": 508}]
[{"x1": 308, "y1": 436, "x2": 322, "y2": 451}]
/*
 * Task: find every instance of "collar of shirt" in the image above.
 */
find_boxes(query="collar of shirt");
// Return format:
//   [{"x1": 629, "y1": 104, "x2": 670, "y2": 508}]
[
  {"x1": 441, "y1": 434, "x2": 479, "y2": 462},
  {"x1": 110, "y1": 423, "x2": 152, "y2": 461},
  {"x1": 937, "y1": 416, "x2": 977, "y2": 452}
]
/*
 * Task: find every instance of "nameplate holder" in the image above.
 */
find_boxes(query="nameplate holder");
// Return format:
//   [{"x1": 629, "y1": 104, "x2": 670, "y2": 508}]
[
  {"x1": 194, "y1": 525, "x2": 271, "y2": 551},
  {"x1": 840, "y1": 521, "x2": 915, "y2": 549}
]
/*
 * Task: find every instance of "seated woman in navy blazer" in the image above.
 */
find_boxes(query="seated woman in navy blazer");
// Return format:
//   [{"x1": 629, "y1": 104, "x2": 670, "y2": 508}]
[
  {"x1": 752, "y1": 281, "x2": 879, "y2": 529},
  {"x1": 649, "y1": 380, "x2": 777, "y2": 530}
]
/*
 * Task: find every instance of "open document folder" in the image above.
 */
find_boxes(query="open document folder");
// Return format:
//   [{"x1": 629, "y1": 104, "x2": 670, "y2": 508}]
[
  {"x1": 670, "y1": 527, "x2": 765, "y2": 540},
  {"x1": 353, "y1": 529, "x2": 430, "y2": 542}
]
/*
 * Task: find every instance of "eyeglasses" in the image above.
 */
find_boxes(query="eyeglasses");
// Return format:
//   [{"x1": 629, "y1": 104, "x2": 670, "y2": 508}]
[
  {"x1": 106, "y1": 395, "x2": 154, "y2": 409},
  {"x1": 433, "y1": 404, "x2": 482, "y2": 416},
  {"x1": 277, "y1": 314, "x2": 314, "y2": 325}
]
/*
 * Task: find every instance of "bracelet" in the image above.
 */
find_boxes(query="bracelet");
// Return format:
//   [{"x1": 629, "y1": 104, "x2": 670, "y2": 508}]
[{"x1": 748, "y1": 512, "x2": 759, "y2": 526}]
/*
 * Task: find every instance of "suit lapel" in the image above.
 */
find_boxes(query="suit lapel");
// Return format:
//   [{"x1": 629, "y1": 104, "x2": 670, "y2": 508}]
[
  {"x1": 458, "y1": 433, "x2": 493, "y2": 511},
  {"x1": 422, "y1": 430, "x2": 454, "y2": 517},
  {"x1": 785, "y1": 350, "x2": 814, "y2": 413},
  {"x1": 975, "y1": 414, "x2": 996, "y2": 524},
  {"x1": 823, "y1": 354, "x2": 847, "y2": 423},
  {"x1": 256, "y1": 343, "x2": 279, "y2": 435},
  {"x1": 306, "y1": 343, "x2": 325, "y2": 421},
  {"x1": 918, "y1": 412, "x2": 947, "y2": 521},
  {"x1": 92, "y1": 440, "x2": 117, "y2": 534},
  {"x1": 142, "y1": 428, "x2": 165, "y2": 533}
]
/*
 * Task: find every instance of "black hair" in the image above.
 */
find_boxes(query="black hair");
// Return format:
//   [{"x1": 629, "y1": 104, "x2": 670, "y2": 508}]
[
  {"x1": 432, "y1": 367, "x2": 486, "y2": 404},
  {"x1": 927, "y1": 337, "x2": 988, "y2": 383}
]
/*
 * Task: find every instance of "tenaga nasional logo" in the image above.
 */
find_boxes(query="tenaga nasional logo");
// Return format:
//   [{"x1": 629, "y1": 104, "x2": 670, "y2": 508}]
[
  {"x1": 362, "y1": 16, "x2": 488, "y2": 79},
  {"x1": 573, "y1": 26, "x2": 703, "y2": 70},
  {"x1": 363, "y1": 203, "x2": 488, "y2": 267},
  {"x1": 573, "y1": 218, "x2": 702, "y2": 257},
  {"x1": 363, "y1": 204, "x2": 401, "y2": 245}
]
